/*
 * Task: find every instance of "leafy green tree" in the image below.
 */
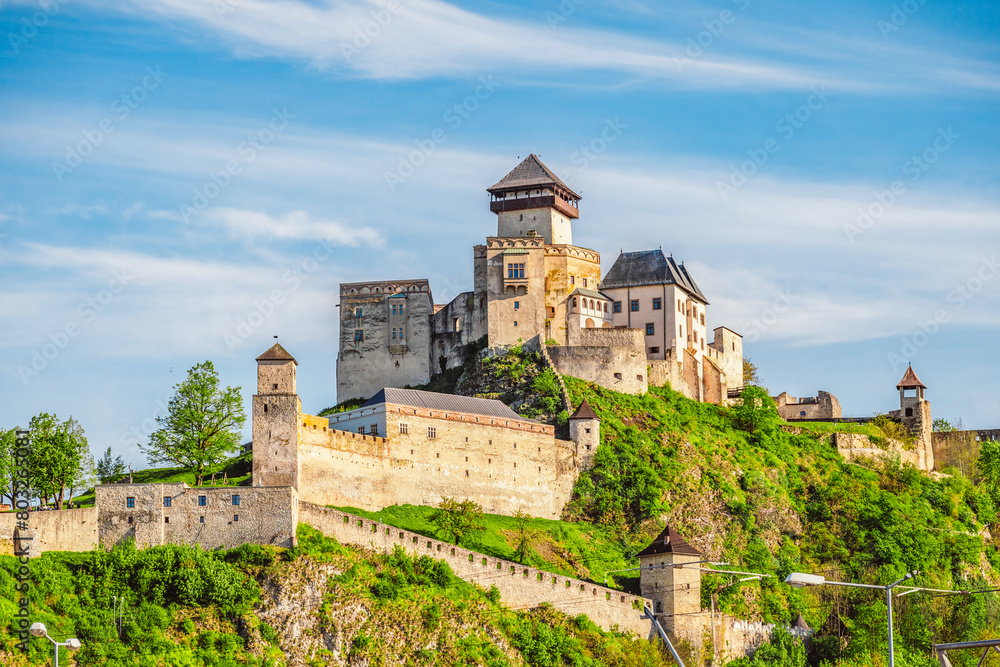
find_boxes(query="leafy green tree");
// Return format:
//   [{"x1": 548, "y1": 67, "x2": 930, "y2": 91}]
[
  {"x1": 933, "y1": 418, "x2": 956, "y2": 432},
  {"x1": 28, "y1": 413, "x2": 90, "y2": 509},
  {"x1": 0, "y1": 427, "x2": 17, "y2": 506},
  {"x1": 978, "y1": 438, "x2": 1000, "y2": 494},
  {"x1": 743, "y1": 358, "x2": 761, "y2": 387},
  {"x1": 141, "y1": 361, "x2": 245, "y2": 485},
  {"x1": 513, "y1": 509, "x2": 540, "y2": 563},
  {"x1": 731, "y1": 386, "x2": 781, "y2": 435},
  {"x1": 431, "y1": 497, "x2": 485, "y2": 545},
  {"x1": 96, "y1": 445, "x2": 127, "y2": 483}
]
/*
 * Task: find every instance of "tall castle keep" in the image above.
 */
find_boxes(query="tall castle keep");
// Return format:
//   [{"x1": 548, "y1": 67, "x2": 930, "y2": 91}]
[{"x1": 337, "y1": 154, "x2": 745, "y2": 404}]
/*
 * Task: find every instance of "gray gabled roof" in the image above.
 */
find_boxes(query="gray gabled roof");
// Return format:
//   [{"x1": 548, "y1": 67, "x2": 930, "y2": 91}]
[
  {"x1": 569, "y1": 288, "x2": 612, "y2": 301},
  {"x1": 487, "y1": 154, "x2": 580, "y2": 199},
  {"x1": 256, "y1": 343, "x2": 297, "y2": 364},
  {"x1": 363, "y1": 388, "x2": 525, "y2": 421},
  {"x1": 599, "y1": 249, "x2": 708, "y2": 304}
]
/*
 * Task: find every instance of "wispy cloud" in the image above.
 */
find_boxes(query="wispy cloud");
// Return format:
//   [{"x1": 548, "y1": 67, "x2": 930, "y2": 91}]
[{"x1": 197, "y1": 207, "x2": 382, "y2": 245}]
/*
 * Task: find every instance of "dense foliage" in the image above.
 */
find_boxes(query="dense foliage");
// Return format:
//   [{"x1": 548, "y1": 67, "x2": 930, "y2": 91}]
[{"x1": 561, "y1": 377, "x2": 1000, "y2": 667}]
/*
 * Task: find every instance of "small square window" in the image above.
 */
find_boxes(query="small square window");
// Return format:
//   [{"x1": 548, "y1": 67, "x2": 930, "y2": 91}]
[
  {"x1": 272, "y1": 383, "x2": 278, "y2": 390},
  {"x1": 126, "y1": 497, "x2": 135, "y2": 508},
  {"x1": 164, "y1": 517, "x2": 169, "y2": 523},
  {"x1": 613, "y1": 301, "x2": 622, "y2": 313},
  {"x1": 358, "y1": 426, "x2": 366, "y2": 435},
  {"x1": 232, "y1": 494, "x2": 240, "y2": 506},
  {"x1": 630, "y1": 300, "x2": 639, "y2": 312},
  {"x1": 354, "y1": 329, "x2": 364, "y2": 342},
  {"x1": 198, "y1": 496, "x2": 207, "y2": 506},
  {"x1": 127, "y1": 516, "x2": 133, "y2": 524},
  {"x1": 645, "y1": 323, "x2": 655, "y2": 335},
  {"x1": 399, "y1": 423, "x2": 409, "y2": 434},
  {"x1": 355, "y1": 307, "x2": 363, "y2": 317},
  {"x1": 652, "y1": 297, "x2": 662, "y2": 310},
  {"x1": 164, "y1": 497, "x2": 172, "y2": 507},
  {"x1": 234, "y1": 515, "x2": 239, "y2": 522},
  {"x1": 200, "y1": 516, "x2": 205, "y2": 523},
  {"x1": 428, "y1": 427, "x2": 437, "y2": 439}
]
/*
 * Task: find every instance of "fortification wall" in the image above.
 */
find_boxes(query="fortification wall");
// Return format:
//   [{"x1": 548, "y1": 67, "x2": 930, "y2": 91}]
[
  {"x1": 299, "y1": 415, "x2": 576, "y2": 518},
  {"x1": 298, "y1": 502, "x2": 652, "y2": 636},
  {"x1": 649, "y1": 356, "x2": 694, "y2": 398},
  {"x1": 0, "y1": 507, "x2": 98, "y2": 557},
  {"x1": 548, "y1": 331, "x2": 647, "y2": 395},
  {"x1": 775, "y1": 391, "x2": 842, "y2": 421},
  {"x1": 832, "y1": 433, "x2": 920, "y2": 468},
  {"x1": 96, "y1": 483, "x2": 297, "y2": 551},
  {"x1": 933, "y1": 429, "x2": 1000, "y2": 475},
  {"x1": 431, "y1": 290, "x2": 487, "y2": 373}
]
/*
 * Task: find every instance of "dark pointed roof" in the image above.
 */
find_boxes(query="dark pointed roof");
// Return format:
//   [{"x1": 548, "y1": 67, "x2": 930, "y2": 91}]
[
  {"x1": 599, "y1": 250, "x2": 708, "y2": 304},
  {"x1": 256, "y1": 343, "x2": 297, "y2": 365},
  {"x1": 362, "y1": 388, "x2": 523, "y2": 421},
  {"x1": 636, "y1": 524, "x2": 702, "y2": 558},
  {"x1": 896, "y1": 365, "x2": 926, "y2": 389},
  {"x1": 570, "y1": 400, "x2": 599, "y2": 421},
  {"x1": 793, "y1": 613, "x2": 811, "y2": 631},
  {"x1": 487, "y1": 154, "x2": 580, "y2": 199}
]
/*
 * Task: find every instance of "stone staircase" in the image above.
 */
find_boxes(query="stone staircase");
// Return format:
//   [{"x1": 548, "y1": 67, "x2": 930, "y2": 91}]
[{"x1": 539, "y1": 343, "x2": 573, "y2": 413}]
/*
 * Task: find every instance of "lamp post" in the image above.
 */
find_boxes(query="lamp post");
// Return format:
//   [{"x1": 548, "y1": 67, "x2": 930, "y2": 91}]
[
  {"x1": 29, "y1": 622, "x2": 81, "y2": 667},
  {"x1": 785, "y1": 571, "x2": 918, "y2": 667}
]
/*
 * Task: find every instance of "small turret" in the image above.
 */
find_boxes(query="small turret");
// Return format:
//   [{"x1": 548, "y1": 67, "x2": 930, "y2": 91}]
[
  {"x1": 637, "y1": 524, "x2": 703, "y2": 635},
  {"x1": 897, "y1": 365, "x2": 934, "y2": 470},
  {"x1": 252, "y1": 343, "x2": 301, "y2": 488},
  {"x1": 569, "y1": 400, "x2": 600, "y2": 467}
]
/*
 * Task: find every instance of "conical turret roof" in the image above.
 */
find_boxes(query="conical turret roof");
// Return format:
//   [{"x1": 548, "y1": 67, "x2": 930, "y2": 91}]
[
  {"x1": 256, "y1": 343, "x2": 297, "y2": 364},
  {"x1": 896, "y1": 365, "x2": 925, "y2": 389},
  {"x1": 569, "y1": 400, "x2": 599, "y2": 421}
]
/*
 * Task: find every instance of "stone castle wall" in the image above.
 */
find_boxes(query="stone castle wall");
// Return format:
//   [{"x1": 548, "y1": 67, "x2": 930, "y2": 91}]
[
  {"x1": 298, "y1": 408, "x2": 577, "y2": 518},
  {"x1": 775, "y1": 391, "x2": 842, "y2": 421},
  {"x1": 549, "y1": 327, "x2": 647, "y2": 395},
  {"x1": 0, "y1": 507, "x2": 98, "y2": 557},
  {"x1": 96, "y1": 483, "x2": 297, "y2": 551},
  {"x1": 298, "y1": 502, "x2": 652, "y2": 637},
  {"x1": 832, "y1": 433, "x2": 920, "y2": 468}
]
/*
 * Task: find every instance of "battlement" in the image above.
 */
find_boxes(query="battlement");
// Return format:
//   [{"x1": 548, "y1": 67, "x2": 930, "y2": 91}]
[{"x1": 340, "y1": 279, "x2": 431, "y2": 296}]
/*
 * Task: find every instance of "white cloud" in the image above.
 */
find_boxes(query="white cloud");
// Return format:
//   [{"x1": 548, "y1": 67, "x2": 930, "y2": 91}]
[{"x1": 197, "y1": 207, "x2": 382, "y2": 246}]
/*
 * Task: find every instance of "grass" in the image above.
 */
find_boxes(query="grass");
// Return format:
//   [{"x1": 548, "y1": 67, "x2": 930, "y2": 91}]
[
  {"x1": 331, "y1": 504, "x2": 642, "y2": 591},
  {"x1": 782, "y1": 420, "x2": 881, "y2": 436}
]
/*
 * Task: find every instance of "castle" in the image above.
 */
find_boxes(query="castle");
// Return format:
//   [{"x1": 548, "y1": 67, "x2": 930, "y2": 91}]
[{"x1": 336, "y1": 154, "x2": 744, "y2": 405}]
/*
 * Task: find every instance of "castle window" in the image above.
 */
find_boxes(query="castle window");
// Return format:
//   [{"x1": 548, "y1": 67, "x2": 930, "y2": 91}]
[
  {"x1": 507, "y1": 263, "x2": 525, "y2": 279},
  {"x1": 354, "y1": 329, "x2": 364, "y2": 342},
  {"x1": 232, "y1": 494, "x2": 240, "y2": 506},
  {"x1": 164, "y1": 517, "x2": 169, "y2": 523},
  {"x1": 700, "y1": 314, "x2": 705, "y2": 325},
  {"x1": 585, "y1": 428, "x2": 591, "y2": 434},
  {"x1": 465, "y1": 470, "x2": 469, "y2": 477},
  {"x1": 198, "y1": 496, "x2": 207, "y2": 506},
  {"x1": 371, "y1": 424, "x2": 378, "y2": 436},
  {"x1": 613, "y1": 301, "x2": 621, "y2": 313},
  {"x1": 355, "y1": 307, "x2": 363, "y2": 317},
  {"x1": 514, "y1": 321, "x2": 518, "y2": 327},
  {"x1": 200, "y1": 516, "x2": 205, "y2": 523},
  {"x1": 653, "y1": 297, "x2": 662, "y2": 310},
  {"x1": 263, "y1": 404, "x2": 267, "y2": 413},
  {"x1": 614, "y1": 373, "x2": 623, "y2": 380},
  {"x1": 905, "y1": 407, "x2": 913, "y2": 417},
  {"x1": 128, "y1": 516, "x2": 133, "y2": 523},
  {"x1": 126, "y1": 497, "x2": 135, "y2": 508},
  {"x1": 572, "y1": 298, "x2": 577, "y2": 308},
  {"x1": 570, "y1": 275, "x2": 575, "y2": 285},
  {"x1": 488, "y1": 458, "x2": 491, "y2": 464},
  {"x1": 604, "y1": 302, "x2": 608, "y2": 312},
  {"x1": 630, "y1": 300, "x2": 639, "y2": 312},
  {"x1": 428, "y1": 427, "x2": 437, "y2": 439},
  {"x1": 358, "y1": 426, "x2": 366, "y2": 435},
  {"x1": 164, "y1": 497, "x2": 171, "y2": 507},
  {"x1": 514, "y1": 301, "x2": 519, "y2": 310},
  {"x1": 583, "y1": 278, "x2": 588, "y2": 287},
  {"x1": 645, "y1": 323, "x2": 654, "y2": 336},
  {"x1": 678, "y1": 300, "x2": 682, "y2": 311},
  {"x1": 399, "y1": 423, "x2": 408, "y2": 434},
  {"x1": 650, "y1": 346, "x2": 659, "y2": 353},
  {"x1": 465, "y1": 456, "x2": 468, "y2": 461},
  {"x1": 273, "y1": 384, "x2": 278, "y2": 390},
  {"x1": 234, "y1": 515, "x2": 239, "y2": 522},
  {"x1": 392, "y1": 328, "x2": 396, "y2": 339},
  {"x1": 800, "y1": 411, "x2": 806, "y2": 416}
]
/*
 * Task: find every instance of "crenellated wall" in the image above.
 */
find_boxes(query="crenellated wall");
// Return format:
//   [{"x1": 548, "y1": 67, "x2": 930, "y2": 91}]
[{"x1": 298, "y1": 502, "x2": 653, "y2": 636}]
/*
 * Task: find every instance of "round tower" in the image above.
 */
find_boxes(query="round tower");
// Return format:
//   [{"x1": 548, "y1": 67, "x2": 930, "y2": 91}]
[{"x1": 569, "y1": 400, "x2": 600, "y2": 468}]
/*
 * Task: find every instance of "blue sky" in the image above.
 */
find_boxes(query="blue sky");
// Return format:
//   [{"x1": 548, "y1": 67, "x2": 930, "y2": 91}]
[{"x1": 1, "y1": 0, "x2": 998, "y2": 469}]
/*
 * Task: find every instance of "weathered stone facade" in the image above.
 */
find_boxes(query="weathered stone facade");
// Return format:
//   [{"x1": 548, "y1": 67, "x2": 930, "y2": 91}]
[
  {"x1": 774, "y1": 391, "x2": 843, "y2": 421},
  {"x1": 95, "y1": 482, "x2": 297, "y2": 550},
  {"x1": 548, "y1": 328, "x2": 648, "y2": 396},
  {"x1": 337, "y1": 280, "x2": 436, "y2": 403},
  {"x1": 0, "y1": 507, "x2": 97, "y2": 557}
]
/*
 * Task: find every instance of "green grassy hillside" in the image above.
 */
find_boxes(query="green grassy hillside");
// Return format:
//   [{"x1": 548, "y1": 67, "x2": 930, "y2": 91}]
[{"x1": 0, "y1": 526, "x2": 670, "y2": 667}]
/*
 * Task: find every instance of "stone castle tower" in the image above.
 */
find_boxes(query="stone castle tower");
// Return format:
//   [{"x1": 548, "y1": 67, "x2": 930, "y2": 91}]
[
  {"x1": 569, "y1": 400, "x2": 600, "y2": 468},
  {"x1": 896, "y1": 365, "x2": 934, "y2": 471},
  {"x1": 252, "y1": 343, "x2": 301, "y2": 489},
  {"x1": 638, "y1": 525, "x2": 703, "y2": 635}
]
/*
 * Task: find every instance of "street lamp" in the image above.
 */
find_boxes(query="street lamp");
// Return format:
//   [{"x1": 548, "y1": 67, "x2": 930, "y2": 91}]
[
  {"x1": 29, "y1": 622, "x2": 82, "y2": 667},
  {"x1": 785, "y1": 571, "x2": 918, "y2": 667}
]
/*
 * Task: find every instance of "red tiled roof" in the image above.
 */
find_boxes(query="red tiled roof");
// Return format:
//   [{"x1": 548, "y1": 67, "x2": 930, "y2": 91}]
[
  {"x1": 896, "y1": 365, "x2": 926, "y2": 389},
  {"x1": 636, "y1": 524, "x2": 702, "y2": 558}
]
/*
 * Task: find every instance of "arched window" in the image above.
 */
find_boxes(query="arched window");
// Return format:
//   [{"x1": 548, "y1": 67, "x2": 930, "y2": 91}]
[
  {"x1": 572, "y1": 298, "x2": 578, "y2": 308},
  {"x1": 603, "y1": 302, "x2": 608, "y2": 312}
]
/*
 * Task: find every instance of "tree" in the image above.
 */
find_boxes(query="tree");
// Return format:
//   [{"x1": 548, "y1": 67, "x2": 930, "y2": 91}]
[
  {"x1": 0, "y1": 428, "x2": 17, "y2": 506},
  {"x1": 96, "y1": 446, "x2": 127, "y2": 483},
  {"x1": 513, "y1": 509, "x2": 540, "y2": 563},
  {"x1": 933, "y1": 418, "x2": 957, "y2": 432},
  {"x1": 978, "y1": 438, "x2": 1000, "y2": 494},
  {"x1": 431, "y1": 497, "x2": 485, "y2": 546},
  {"x1": 140, "y1": 361, "x2": 245, "y2": 486},
  {"x1": 731, "y1": 386, "x2": 781, "y2": 435},
  {"x1": 28, "y1": 413, "x2": 90, "y2": 509},
  {"x1": 743, "y1": 358, "x2": 761, "y2": 387}
]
